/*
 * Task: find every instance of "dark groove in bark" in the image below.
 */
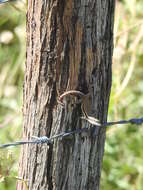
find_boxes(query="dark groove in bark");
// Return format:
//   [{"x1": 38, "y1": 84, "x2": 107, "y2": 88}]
[
  {"x1": 47, "y1": 144, "x2": 53, "y2": 190},
  {"x1": 46, "y1": 82, "x2": 57, "y2": 136}
]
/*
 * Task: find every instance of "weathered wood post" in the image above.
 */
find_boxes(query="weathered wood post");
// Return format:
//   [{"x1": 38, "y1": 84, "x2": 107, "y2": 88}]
[{"x1": 17, "y1": 1, "x2": 115, "y2": 189}]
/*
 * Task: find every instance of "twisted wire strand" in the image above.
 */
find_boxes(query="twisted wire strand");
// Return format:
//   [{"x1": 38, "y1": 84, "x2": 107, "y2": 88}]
[{"x1": 0, "y1": 117, "x2": 143, "y2": 148}]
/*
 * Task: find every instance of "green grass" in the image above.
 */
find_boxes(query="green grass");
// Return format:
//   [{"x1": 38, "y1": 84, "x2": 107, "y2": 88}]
[
  {"x1": 101, "y1": 1, "x2": 143, "y2": 189},
  {"x1": 0, "y1": 1, "x2": 26, "y2": 189}
]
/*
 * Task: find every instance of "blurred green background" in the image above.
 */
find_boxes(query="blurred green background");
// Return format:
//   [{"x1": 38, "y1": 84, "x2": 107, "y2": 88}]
[
  {"x1": 0, "y1": 0, "x2": 143, "y2": 189},
  {"x1": 0, "y1": 1, "x2": 26, "y2": 189}
]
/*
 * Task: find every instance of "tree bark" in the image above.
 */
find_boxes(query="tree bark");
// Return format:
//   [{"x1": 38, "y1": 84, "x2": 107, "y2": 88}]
[{"x1": 17, "y1": 0, "x2": 115, "y2": 190}]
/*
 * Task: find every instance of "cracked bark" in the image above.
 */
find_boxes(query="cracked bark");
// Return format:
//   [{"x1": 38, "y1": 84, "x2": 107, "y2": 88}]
[{"x1": 17, "y1": 0, "x2": 115, "y2": 190}]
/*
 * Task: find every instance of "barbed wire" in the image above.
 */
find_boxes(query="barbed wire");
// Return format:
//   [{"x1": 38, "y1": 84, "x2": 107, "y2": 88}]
[
  {"x1": 0, "y1": 117, "x2": 143, "y2": 149},
  {"x1": 1, "y1": 90, "x2": 143, "y2": 148}
]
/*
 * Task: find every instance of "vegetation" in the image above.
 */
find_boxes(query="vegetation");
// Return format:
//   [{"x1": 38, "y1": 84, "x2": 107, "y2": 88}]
[
  {"x1": 0, "y1": 0, "x2": 143, "y2": 189},
  {"x1": 101, "y1": 1, "x2": 143, "y2": 189},
  {"x1": 0, "y1": 1, "x2": 26, "y2": 189}
]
